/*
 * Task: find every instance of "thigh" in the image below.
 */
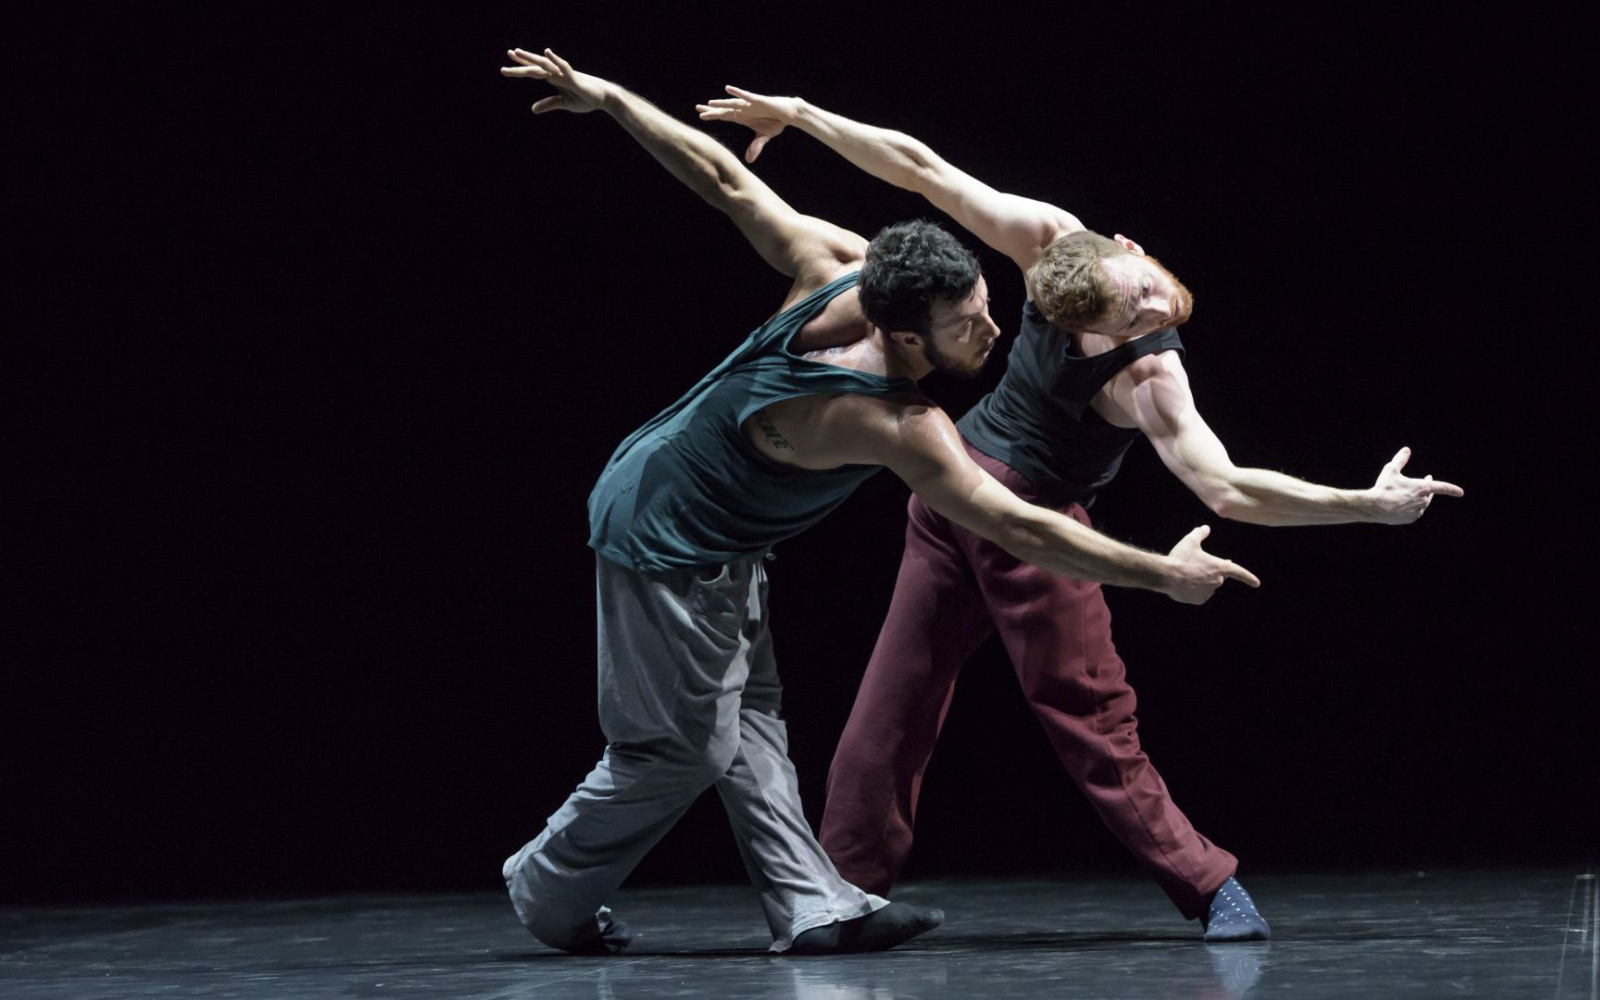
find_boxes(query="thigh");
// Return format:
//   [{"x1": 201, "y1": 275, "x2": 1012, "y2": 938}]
[
  {"x1": 847, "y1": 495, "x2": 995, "y2": 731},
  {"x1": 962, "y1": 505, "x2": 1130, "y2": 713},
  {"x1": 594, "y1": 556, "x2": 757, "y2": 749}
]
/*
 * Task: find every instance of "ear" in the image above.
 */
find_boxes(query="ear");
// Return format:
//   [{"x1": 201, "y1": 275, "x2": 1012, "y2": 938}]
[
  {"x1": 1112, "y1": 233, "x2": 1146, "y2": 256},
  {"x1": 888, "y1": 329, "x2": 922, "y2": 348}
]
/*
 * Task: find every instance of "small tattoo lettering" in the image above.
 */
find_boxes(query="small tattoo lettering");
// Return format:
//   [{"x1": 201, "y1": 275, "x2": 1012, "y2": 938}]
[{"x1": 753, "y1": 409, "x2": 793, "y2": 450}]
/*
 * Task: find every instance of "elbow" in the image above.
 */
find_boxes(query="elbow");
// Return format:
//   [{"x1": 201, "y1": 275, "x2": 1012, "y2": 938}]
[
  {"x1": 718, "y1": 182, "x2": 760, "y2": 221},
  {"x1": 1200, "y1": 483, "x2": 1251, "y2": 521},
  {"x1": 707, "y1": 165, "x2": 743, "y2": 208},
  {"x1": 889, "y1": 137, "x2": 944, "y2": 192},
  {"x1": 992, "y1": 508, "x2": 1047, "y2": 561},
  {"x1": 903, "y1": 158, "x2": 946, "y2": 196},
  {"x1": 1208, "y1": 494, "x2": 1243, "y2": 521}
]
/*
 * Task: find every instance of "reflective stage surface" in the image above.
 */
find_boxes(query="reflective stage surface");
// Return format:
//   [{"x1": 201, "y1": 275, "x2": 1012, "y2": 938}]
[{"x1": 3, "y1": 871, "x2": 1596, "y2": 998}]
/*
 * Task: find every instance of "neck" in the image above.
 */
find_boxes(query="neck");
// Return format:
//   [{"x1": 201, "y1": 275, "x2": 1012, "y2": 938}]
[{"x1": 872, "y1": 329, "x2": 933, "y2": 381}]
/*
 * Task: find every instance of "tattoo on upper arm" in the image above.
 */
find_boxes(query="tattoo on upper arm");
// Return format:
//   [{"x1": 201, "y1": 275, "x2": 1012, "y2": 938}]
[{"x1": 752, "y1": 409, "x2": 793, "y2": 450}]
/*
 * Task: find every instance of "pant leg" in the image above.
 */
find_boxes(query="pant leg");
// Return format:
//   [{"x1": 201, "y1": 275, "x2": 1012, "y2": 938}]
[
  {"x1": 502, "y1": 556, "x2": 757, "y2": 950},
  {"x1": 960, "y1": 489, "x2": 1237, "y2": 919},
  {"x1": 820, "y1": 494, "x2": 997, "y2": 895},
  {"x1": 712, "y1": 559, "x2": 887, "y2": 952}
]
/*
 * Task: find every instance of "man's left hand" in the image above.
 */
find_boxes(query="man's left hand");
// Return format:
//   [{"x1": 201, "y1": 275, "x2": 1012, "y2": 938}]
[
  {"x1": 696, "y1": 86, "x2": 799, "y2": 163},
  {"x1": 1367, "y1": 447, "x2": 1464, "y2": 524}
]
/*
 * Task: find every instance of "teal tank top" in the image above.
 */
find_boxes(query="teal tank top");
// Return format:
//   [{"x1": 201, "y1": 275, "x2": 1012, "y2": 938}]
[{"x1": 588, "y1": 271, "x2": 917, "y2": 572}]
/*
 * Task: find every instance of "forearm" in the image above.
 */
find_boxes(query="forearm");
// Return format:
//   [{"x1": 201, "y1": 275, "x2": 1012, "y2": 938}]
[
  {"x1": 1209, "y1": 467, "x2": 1380, "y2": 526},
  {"x1": 602, "y1": 85, "x2": 750, "y2": 212},
  {"x1": 981, "y1": 485, "x2": 1174, "y2": 592},
  {"x1": 785, "y1": 100, "x2": 943, "y2": 196}
]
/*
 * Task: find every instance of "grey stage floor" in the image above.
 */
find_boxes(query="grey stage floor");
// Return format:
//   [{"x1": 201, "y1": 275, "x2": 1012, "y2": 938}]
[{"x1": 2, "y1": 871, "x2": 1596, "y2": 998}]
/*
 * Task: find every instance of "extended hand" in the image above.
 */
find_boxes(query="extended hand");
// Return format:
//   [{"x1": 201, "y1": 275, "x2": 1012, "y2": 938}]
[
  {"x1": 1162, "y1": 526, "x2": 1261, "y2": 605},
  {"x1": 500, "y1": 48, "x2": 609, "y2": 114},
  {"x1": 696, "y1": 86, "x2": 799, "y2": 163},
  {"x1": 1367, "y1": 447, "x2": 1464, "y2": 524}
]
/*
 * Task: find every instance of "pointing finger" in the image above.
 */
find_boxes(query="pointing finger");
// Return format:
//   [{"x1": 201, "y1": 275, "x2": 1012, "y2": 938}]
[
  {"x1": 1225, "y1": 562, "x2": 1262, "y2": 588},
  {"x1": 1429, "y1": 479, "x2": 1465, "y2": 497}
]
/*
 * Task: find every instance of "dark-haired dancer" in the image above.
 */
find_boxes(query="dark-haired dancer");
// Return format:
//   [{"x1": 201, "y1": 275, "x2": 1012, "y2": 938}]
[
  {"x1": 497, "y1": 49, "x2": 1259, "y2": 956},
  {"x1": 700, "y1": 89, "x2": 1463, "y2": 942}
]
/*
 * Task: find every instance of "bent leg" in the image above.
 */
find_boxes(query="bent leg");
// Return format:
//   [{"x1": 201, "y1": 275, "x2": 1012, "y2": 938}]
[
  {"x1": 971, "y1": 504, "x2": 1238, "y2": 920},
  {"x1": 820, "y1": 495, "x2": 994, "y2": 895},
  {"x1": 503, "y1": 557, "x2": 754, "y2": 950},
  {"x1": 711, "y1": 561, "x2": 889, "y2": 951}
]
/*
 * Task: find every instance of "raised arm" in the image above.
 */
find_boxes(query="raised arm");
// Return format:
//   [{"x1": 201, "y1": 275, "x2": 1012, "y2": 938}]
[
  {"x1": 809, "y1": 395, "x2": 1258, "y2": 604},
  {"x1": 501, "y1": 50, "x2": 864, "y2": 284},
  {"x1": 698, "y1": 87, "x2": 1080, "y2": 271},
  {"x1": 1105, "y1": 353, "x2": 1465, "y2": 526}
]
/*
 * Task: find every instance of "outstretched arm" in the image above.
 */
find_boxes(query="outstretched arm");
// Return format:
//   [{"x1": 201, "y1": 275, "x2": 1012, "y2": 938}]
[
  {"x1": 813, "y1": 396, "x2": 1259, "y2": 604},
  {"x1": 502, "y1": 50, "x2": 864, "y2": 283},
  {"x1": 1107, "y1": 353, "x2": 1465, "y2": 526},
  {"x1": 698, "y1": 87, "x2": 1081, "y2": 271}
]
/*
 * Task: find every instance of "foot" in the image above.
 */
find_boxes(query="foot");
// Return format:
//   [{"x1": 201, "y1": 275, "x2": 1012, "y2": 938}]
[
  {"x1": 788, "y1": 902, "x2": 944, "y2": 954},
  {"x1": 564, "y1": 912, "x2": 633, "y2": 955},
  {"x1": 1202, "y1": 877, "x2": 1270, "y2": 942}
]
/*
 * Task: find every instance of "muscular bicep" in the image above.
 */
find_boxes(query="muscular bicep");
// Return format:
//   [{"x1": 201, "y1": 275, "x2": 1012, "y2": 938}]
[
  {"x1": 1115, "y1": 356, "x2": 1239, "y2": 498},
  {"x1": 853, "y1": 404, "x2": 1036, "y2": 540}
]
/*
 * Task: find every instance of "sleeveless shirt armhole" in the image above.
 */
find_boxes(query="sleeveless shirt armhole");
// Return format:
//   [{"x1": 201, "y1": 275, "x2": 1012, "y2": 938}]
[{"x1": 756, "y1": 270, "x2": 861, "y2": 349}]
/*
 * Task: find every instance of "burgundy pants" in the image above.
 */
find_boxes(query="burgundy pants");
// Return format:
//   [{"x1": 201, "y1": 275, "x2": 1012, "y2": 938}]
[{"x1": 820, "y1": 444, "x2": 1236, "y2": 920}]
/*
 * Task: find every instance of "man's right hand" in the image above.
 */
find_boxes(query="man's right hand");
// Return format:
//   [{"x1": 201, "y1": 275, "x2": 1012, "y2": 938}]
[
  {"x1": 1161, "y1": 526, "x2": 1261, "y2": 605},
  {"x1": 696, "y1": 86, "x2": 801, "y2": 163},
  {"x1": 500, "y1": 48, "x2": 611, "y2": 114}
]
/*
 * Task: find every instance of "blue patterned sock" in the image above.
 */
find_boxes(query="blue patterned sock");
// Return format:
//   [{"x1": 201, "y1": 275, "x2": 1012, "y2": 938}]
[{"x1": 1202, "y1": 877, "x2": 1271, "y2": 942}]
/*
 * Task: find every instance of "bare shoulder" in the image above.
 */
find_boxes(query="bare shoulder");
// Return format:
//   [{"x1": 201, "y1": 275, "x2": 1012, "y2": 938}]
[
  {"x1": 796, "y1": 225, "x2": 869, "y2": 283},
  {"x1": 1040, "y1": 206, "x2": 1086, "y2": 243},
  {"x1": 779, "y1": 235, "x2": 870, "y2": 315},
  {"x1": 816, "y1": 388, "x2": 936, "y2": 430},
  {"x1": 1119, "y1": 347, "x2": 1189, "y2": 388},
  {"x1": 1098, "y1": 346, "x2": 1190, "y2": 428},
  {"x1": 809, "y1": 390, "x2": 952, "y2": 466},
  {"x1": 1019, "y1": 208, "x2": 1087, "y2": 268}
]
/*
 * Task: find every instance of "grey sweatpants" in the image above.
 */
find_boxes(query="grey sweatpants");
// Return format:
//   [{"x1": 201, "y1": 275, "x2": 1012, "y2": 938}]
[{"x1": 502, "y1": 555, "x2": 885, "y2": 952}]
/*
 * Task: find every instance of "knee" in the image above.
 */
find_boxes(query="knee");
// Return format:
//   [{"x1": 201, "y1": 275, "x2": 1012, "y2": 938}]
[{"x1": 618, "y1": 728, "x2": 740, "y2": 789}]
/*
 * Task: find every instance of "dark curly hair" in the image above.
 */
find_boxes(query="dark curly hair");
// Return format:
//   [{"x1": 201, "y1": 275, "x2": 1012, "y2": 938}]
[{"x1": 857, "y1": 220, "x2": 981, "y2": 334}]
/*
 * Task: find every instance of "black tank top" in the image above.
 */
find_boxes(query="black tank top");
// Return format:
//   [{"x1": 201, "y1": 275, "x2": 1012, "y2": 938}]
[{"x1": 958, "y1": 299, "x2": 1183, "y2": 508}]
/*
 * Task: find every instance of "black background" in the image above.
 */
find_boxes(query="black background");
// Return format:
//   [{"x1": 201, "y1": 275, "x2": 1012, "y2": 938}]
[{"x1": 7, "y1": 4, "x2": 1595, "y2": 905}]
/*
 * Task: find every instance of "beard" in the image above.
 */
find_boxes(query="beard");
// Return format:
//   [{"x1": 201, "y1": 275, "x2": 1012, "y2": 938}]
[
  {"x1": 1146, "y1": 255, "x2": 1196, "y2": 326},
  {"x1": 921, "y1": 335, "x2": 988, "y2": 379}
]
